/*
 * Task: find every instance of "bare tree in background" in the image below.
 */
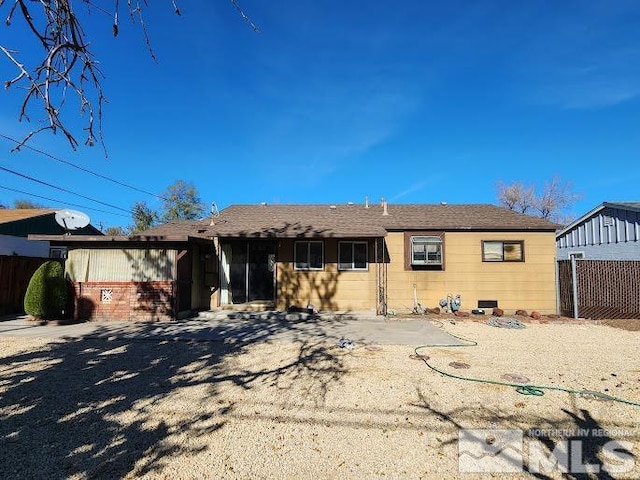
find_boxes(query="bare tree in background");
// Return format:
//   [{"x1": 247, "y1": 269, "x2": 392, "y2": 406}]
[
  {"x1": 534, "y1": 176, "x2": 581, "y2": 223},
  {"x1": 13, "y1": 199, "x2": 45, "y2": 209},
  {"x1": 496, "y1": 180, "x2": 535, "y2": 214},
  {"x1": 497, "y1": 176, "x2": 580, "y2": 225},
  {"x1": 1, "y1": 1, "x2": 258, "y2": 154},
  {"x1": 104, "y1": 226, "x2": 126, "y2": 236}
]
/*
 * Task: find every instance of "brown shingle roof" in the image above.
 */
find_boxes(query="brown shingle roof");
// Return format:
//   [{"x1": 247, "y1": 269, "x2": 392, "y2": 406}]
[
  {"x1": 0, "y1": 208, "x2": 55, "y2": 225},
  {"x1": 139, "y1": 203, "x2": 558, "y2": 239}
]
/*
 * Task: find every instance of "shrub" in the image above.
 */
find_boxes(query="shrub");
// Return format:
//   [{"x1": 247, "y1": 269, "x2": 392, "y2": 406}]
[{"x1": 24, "y1": 261, "x2": 67, "y2": 319}]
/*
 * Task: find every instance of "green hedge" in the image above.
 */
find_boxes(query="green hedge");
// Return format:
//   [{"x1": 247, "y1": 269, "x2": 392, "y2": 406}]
[{"x1": 24, "y1": 261, "x2": 67, "y2": 319}]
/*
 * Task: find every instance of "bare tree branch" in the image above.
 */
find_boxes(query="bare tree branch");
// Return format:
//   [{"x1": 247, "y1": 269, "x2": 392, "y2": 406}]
[
  {"x1": 230, "y1": 0, "x2": 260, "y2": 33},
  {"x1": 1, "y1": 1, "x2": 259, "y2": 155}
]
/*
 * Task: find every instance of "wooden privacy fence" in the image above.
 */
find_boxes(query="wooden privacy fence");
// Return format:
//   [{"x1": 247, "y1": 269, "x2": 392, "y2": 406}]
[
  {"x1": 558, "y1": 259, "x2": 640, "y2": 319},
  {"x1": 0, "y1": 256, "x2": 49, "y2": 315}
]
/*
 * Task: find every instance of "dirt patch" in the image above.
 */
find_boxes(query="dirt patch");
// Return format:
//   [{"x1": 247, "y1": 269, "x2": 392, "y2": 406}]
[{"x1": 600, "y1": 318, "x2": 640, "y2": 331}]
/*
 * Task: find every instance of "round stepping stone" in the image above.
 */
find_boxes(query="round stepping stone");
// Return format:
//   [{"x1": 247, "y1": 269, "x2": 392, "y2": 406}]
[
  {"x1": 409, "y1": 353, "x2": 429, "y2": 361},
  {"x1": 449, "y1": 362, "x2": 470, "y2": 369},
  {"x1": 501, "y1": 373, "x2": 530, "y2": 384}
]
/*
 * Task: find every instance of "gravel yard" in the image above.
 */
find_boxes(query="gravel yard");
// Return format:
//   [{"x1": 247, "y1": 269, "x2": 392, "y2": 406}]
[{"x1": 1, "y1": 319, "x2": 638, "y2": 479}]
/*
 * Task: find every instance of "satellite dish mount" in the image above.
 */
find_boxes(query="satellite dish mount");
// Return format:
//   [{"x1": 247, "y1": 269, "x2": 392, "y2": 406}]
[{"x1": 55, "y1": 209, "x2": 91, "y2": 235}]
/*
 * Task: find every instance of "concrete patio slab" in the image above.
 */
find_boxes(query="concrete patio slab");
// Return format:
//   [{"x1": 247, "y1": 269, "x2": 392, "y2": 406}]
[{"x1": 0, "y1": 311, "x2": 463, "y2": 346}]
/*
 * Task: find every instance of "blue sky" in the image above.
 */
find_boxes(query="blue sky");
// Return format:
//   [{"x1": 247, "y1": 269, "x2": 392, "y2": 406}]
[{"x1": 1, "y1": 0, "x2": 640, "y2": 230}]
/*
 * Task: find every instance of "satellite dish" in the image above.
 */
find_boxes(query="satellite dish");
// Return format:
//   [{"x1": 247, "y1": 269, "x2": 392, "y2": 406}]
[{"x1": 55, "y1": 209, "x2": 91, "y2": 233}]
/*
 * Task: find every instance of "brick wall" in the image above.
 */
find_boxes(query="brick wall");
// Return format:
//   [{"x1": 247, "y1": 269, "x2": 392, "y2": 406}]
[{"x1": 73, "y1": 281, "x2": 174, "y2": 321}]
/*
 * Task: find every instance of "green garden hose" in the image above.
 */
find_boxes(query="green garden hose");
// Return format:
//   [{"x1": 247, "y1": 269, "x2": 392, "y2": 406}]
[{"x1": 414, "y1": 326, "x2": 640, "y2": 408}]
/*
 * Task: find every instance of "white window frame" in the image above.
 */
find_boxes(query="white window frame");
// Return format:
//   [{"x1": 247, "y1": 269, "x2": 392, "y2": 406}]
[
  {"x1": 410, "y1": 236, "x2": 442, "y2": 266},
  {"x1": 294, "y1": 241, "x2": 324, "y2": 271},
  {"x1": 338, "y1": 241, "x2": 368, "y2": 271}
]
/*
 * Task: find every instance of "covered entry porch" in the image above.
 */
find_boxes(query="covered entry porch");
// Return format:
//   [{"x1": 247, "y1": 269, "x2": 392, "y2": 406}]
[{"x1": 215, "y1": 237, "x2": 388, "y2": 314}]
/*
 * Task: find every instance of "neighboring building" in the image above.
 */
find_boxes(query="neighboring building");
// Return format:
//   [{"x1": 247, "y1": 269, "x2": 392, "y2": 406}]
[
  {"x1": 0, "y1": 208, "x2": 102, "y2": 315},
  {"x1": 556, "y1": 202, "x2": 640, "y2": 319},
  {"x1": 0, "y1": 208, "x2": 102, "y2": 258},
  {"x1": 37, "y1": 202, "x2": 559, "y2": 321},
  {"x1": 556, "y1": 202, "x2": 640, "y2": 260}
]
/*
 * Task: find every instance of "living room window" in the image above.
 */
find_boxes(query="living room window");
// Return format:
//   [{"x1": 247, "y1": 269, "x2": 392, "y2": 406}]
[
  {"x1": 338, "y1": 241, "x2": 368, "y2": 270},
  {"x1": 294, "y1": 241, "x2": 324, "y2": 270},
  {"x1": 410, "y1": 236, "x2": 442, "y2": 265},
  {"x1": 482, "y1": 240, "x2": 524, "y2": 262}
]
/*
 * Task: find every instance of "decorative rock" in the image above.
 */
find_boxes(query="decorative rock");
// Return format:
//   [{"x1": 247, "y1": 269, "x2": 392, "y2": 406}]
[
  {"x1": 454, "y1": 311, "x2": 470, "y2": 317},
  {"x1": 515, "y1": 309, "x2": 528, "y2": 316},
  {"x1": 547, "y1": 314, "x2": 560, "y2": 319},
  {"x1": 531, "y1": 311, "x2": 542, "y2": 320},
  {"x1": 428, "y1": 307, "x2": 441, "y2": 314},
  {"x1": 492, "y1": 307, "x2": 504, "y2": 317}
]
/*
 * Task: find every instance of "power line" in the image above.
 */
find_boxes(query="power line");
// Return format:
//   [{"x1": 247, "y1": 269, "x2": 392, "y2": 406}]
[
  {"x1": 0, "y1": 165, "x2": 132, "y2": 213},
  {"x1": 0, "y1": 185, "x2": 130, "y2": 218},
  {"x1": 0, "y1": 133, "x2": 169, "y2": 201}
]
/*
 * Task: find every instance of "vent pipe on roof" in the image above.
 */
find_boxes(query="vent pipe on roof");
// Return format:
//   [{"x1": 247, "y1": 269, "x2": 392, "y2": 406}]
[
  {"x1": 365, "y1": 196, "x2": 369, "y2": 209},
  {"x1": 210, "y1": 202, "x2": 219, "y2": 226},
  {"x1": 382, "y1": 198, "x2": 389, "y2": 216}
]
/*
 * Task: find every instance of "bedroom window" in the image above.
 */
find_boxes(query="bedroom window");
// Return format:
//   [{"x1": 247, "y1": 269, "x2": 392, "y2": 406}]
[
  {"x1": 482, "y1": 241, "x2": 524, "y2": 262},
  {"x1": 338, "y1": 241, "x2": 368, "y2": 270},
  {"x1": 410, "y1": 236, "x2": 442, "y2": 265},
  {"x1": 294, "y1": 241, "x2": 324, "y2": 270}
]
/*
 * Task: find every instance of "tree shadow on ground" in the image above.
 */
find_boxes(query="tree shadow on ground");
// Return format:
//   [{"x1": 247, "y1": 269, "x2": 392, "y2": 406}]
[
  {"x1": 0, "y1": 318, "x2": 346, "y2": 479},
  {"x1": 412, "y1": 388, "x2": 637, "y2": 479}
]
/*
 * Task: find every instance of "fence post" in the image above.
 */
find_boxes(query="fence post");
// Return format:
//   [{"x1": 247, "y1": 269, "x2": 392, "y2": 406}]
[
  {"x1": 554, "y1": 258, "x2": 560, "y2": 315},
  {"x1": 570, "y1": 256, "x2": 579, "y2": 319}
]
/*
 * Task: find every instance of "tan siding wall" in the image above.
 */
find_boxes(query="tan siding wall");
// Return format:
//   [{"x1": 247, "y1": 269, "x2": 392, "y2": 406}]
[
  {"x1": 386, "y1": 231, "x2": 557, "y2": 315},
  {"x1": 276, "y1": 238, "x2": 377, "y2": 311},
  {"x1": 66, "y1": 248, "x2": 176, "y2": 282}
]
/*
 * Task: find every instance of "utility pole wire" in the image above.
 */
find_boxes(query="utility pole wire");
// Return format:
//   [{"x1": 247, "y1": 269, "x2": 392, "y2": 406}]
[
  {"x1": 0, "y1": 185, "x2": 130, "y2": 218},
  {"x1": 0, "y1": 165, "x2": 131, "y2": 213},
  {"x1": 0, "y1": 133, "x2": 170, "y2": 201}
]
